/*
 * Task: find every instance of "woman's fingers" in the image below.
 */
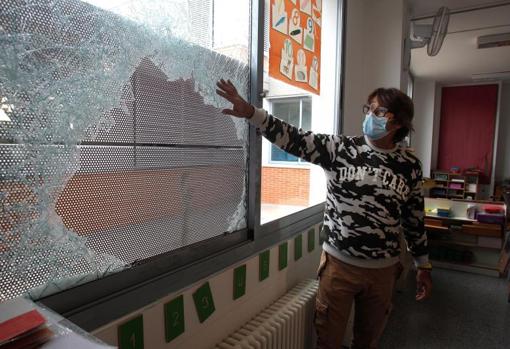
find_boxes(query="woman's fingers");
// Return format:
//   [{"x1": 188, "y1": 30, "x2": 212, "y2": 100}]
[
  {"x1": 217, "y1": 79, "x2": 237, "y2": 95},
  {"x1": 216, "y1": 89, "x2": 232, "y2": 101},
  {"x1": 222, "y1": 108, "x2": 243, "y2": 118},
  {"x1": 216, "y1": 81, "x2": 230, "y2": 94},
  {"x1": 217, "y1": 79, "x2": 247, "y2": 119},
  {"x1": 227, "y1": 79, "x2": 237, "y2": 94}
]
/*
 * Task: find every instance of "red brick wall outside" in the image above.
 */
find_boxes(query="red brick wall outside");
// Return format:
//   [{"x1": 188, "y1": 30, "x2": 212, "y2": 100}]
[{"x1": 261, "y1": 166, "x2": 310, "y2": 206}]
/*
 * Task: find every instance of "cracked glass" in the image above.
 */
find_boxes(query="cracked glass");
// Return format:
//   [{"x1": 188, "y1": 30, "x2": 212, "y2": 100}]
[{"x1": 0, "y1": 0, "x2": 251, "y2": 300}]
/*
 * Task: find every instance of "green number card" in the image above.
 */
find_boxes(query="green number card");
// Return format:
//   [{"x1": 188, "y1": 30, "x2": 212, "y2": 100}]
[
  {"x1": 118, "y1": 315, "x2": 144, "y2": 349},
  {"x1": 233, "y1": 264, "x2": 246, "y2": 300},
  {"x1": 279, "y1": 242, "x2": 288, "y2": 270},
  {"x1": 259, "y1": 250, "x2": 270, "y2": 281},
  {"x1": 192, "y1": 282, "x2": 215, "y2": 323},
  {"x1": 307, "y1": 228, "x2": 315, "y2": 252},
  {"x1": 164, "y1": 295, "x2": 184, "y2": 343},
  {"x1": 294, "y1": 234, "x2": 303, "y2": 261}
]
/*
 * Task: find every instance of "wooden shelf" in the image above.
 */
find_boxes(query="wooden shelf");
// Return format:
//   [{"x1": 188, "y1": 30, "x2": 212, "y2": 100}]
[
  {"x1": 462, "y1": 223, "x2": 502, "y2": 238},
  {"x1": 429, "y1": 239, "x2": 500, "y2": 250},
  {"x1": 431, "y1": 260, "x2": 500, "y2": 277},
  {"x1": 425, "y1": 225, "x2": 449, "y2": 232},
  {"x1": 430, "y1": 170, "x2": 479, "y2": 200}
]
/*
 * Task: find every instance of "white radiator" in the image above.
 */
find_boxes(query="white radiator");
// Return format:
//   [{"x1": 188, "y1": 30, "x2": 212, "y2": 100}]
[{"x1": 214, "y1": 279, "x2": 319, "y2": 349}]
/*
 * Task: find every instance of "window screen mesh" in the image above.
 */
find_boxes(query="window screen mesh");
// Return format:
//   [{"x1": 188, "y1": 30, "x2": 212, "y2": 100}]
[{"x1": 0, "y1": 0, "x2": 250, "y2": 301}]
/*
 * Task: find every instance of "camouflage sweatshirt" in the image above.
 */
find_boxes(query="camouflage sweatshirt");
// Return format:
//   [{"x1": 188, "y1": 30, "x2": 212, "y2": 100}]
[{"x1": 250, "y1": 108, "x2": 428, "y2": 268}]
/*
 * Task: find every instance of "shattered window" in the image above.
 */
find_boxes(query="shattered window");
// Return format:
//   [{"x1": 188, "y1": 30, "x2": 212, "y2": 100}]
[{"x1": 0, "y1": 0, "x2": 250, "y2": 300}]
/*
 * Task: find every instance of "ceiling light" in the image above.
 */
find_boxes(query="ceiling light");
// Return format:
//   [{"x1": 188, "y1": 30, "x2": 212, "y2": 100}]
[
  {"x1": 477, "y1": 32, "x2": 510, "y2": 49},
  {"x1": 471, "y1": 70, "x2": 510, "y2": 81}
]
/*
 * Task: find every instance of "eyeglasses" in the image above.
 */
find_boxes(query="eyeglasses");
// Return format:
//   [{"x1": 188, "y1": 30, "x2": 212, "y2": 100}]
[{"x1": 363, "y1": 103, "x2": 389, "y2": 117}]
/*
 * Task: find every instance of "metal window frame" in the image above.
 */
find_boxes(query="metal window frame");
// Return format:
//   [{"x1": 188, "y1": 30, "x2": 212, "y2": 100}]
[
  {"x1": 266, "y1": 96, "x2": 312, "y2": 165},
  {"x1": 38, "y1": 0, "x2": 346, "y2": 332}
]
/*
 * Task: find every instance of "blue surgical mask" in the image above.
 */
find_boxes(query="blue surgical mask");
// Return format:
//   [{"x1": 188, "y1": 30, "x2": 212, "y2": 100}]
[{"x1": 363, "y1": 113, "x2": 389, "y2": 140}]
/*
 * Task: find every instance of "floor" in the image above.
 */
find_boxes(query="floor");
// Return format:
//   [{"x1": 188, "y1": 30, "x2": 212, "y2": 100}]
[{"x1": 379, "y1": 268, "x2": 510, "y2": 349}]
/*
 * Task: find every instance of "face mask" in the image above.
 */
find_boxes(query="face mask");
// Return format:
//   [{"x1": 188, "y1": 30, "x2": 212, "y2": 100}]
[{"x1": 363, "y1": 113, "x2": 389, "y2": 140}]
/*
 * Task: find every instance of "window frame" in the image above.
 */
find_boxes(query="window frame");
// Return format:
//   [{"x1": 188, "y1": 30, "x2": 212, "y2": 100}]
[
  {"x1": 266, "y1": 96, "x2": 312, "y2": 165},
  {"x1": 38, "y1": 0, "x2": 346, "y2": 332}
]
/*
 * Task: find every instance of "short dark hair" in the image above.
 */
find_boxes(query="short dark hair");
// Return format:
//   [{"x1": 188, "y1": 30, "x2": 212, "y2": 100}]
[{"x1": 367, "y1": 88, "x2": 414, "y2": 143}]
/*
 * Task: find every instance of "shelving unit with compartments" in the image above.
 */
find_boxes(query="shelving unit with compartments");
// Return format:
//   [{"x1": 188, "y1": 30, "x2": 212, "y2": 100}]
[{"x1": 430, "y1": 170, "x2": 479, "y2": 200}]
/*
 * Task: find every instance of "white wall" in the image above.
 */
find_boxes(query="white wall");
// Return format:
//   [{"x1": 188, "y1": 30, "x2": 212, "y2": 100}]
[
  {"x1": 343, "y1": 0, "x2": 408, "y2": 136},
  {"x1": 412, "y1": 79, "x2": 436, "y2": 177},
  {"x1": 495, "y1": 81, "x2": 510, "y2": 182},
  {"x1": 93, "y1": 225, "x2": 322, "y2": 349},
  {"x1": 309, "y1": 0, "x2": 339, "y2": 204},
  {"x1": 363, "y1": 0, "x2": 407, "y2": 93},
  {"x1": 342, "y1": 0, "x2": 366, "y2": 136},
  {"x1": 430, "y1": 82, "x2": 442, "y2": 171}
]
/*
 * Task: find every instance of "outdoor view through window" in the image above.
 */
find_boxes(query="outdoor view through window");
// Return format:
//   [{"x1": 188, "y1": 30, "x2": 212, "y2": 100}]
[{"x1": 261, "y1": 0, "x2": 341, "y2": 223}]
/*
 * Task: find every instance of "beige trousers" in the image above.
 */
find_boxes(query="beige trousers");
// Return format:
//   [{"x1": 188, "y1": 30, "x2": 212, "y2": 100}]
[{"x1": 314, "y1": 251, "x2": 402, "y2": 349}]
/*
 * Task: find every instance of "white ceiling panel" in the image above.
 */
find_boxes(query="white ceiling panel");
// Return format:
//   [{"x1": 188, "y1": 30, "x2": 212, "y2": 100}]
[{"x1": 409, "y1": 2, "x2": 510, "y2": 83}]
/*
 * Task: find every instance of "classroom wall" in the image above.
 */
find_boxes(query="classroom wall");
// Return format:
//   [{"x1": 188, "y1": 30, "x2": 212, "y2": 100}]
[
  {"x1": 414, "y1": 81, "x2": 510, "y2": 184},
  {"x1": 342, "y1": 0, "x2": 365, "y2": 136},
  {"x1": 92, "y1": 225, "x2": 322, "y2": 348},
  {"x1": 495, "y1": 81, "x2": 510, "y2": 182},
  {"x1": 343, "y1": 0, "x2": 408, "y2": 136},
  {"x1": 431, "y1": 82, "x2": 442, "y2": 171},
  {"x1": 309, "y1": 0, "x2": 340, "y2": 205},
  {"x1": 412, "y1": 79, "x2": 436, "y2": 177}
]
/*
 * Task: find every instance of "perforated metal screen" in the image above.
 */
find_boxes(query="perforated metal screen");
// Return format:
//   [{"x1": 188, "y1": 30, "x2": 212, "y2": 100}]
[{"x1": 0, "y1": 0, "x2": 250, "y2": 300}]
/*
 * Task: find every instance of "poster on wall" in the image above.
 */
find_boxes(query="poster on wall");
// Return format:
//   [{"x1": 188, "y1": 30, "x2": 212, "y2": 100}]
[{"x1": 270, "y1": 0, "x2": 322, "y2": 94}]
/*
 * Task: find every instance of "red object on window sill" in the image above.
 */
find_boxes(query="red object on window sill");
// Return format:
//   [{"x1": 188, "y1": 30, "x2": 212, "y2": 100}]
[{"x1": 0, "y1": 309, "x2": 46, "y2": 344}]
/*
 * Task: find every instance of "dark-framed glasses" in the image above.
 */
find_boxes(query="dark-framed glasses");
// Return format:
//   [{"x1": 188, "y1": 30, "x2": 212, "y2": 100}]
[{"x1": 362, "y1": 103, "x2": 389, "y2": 117}]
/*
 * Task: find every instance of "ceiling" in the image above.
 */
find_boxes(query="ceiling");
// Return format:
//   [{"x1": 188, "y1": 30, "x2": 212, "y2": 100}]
[
  {"x1": 409, "y1": 0, "x2": 510, "y2": 83},
  {"x1": 409, "y1": 0, "x2": 510, "y2": 18}
]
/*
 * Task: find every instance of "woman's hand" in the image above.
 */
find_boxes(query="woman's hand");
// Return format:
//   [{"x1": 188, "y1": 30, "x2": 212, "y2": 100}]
[
  {"x1": 216, "y1": 79, "x2": 255, "y2": 119},
  {"x1": 416, "y1": 269, "x2": 432, "y2": 301}
]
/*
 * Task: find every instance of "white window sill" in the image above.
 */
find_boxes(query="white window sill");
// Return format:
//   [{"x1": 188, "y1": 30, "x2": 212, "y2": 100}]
[{"x1": 263, "y1": 162, "x2": 311, "y2": 169}]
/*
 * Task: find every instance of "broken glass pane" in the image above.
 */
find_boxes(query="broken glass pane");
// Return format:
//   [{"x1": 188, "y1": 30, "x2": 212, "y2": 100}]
[{"x1": 0, "y1": 0, "x2": 250, "y2": 301}]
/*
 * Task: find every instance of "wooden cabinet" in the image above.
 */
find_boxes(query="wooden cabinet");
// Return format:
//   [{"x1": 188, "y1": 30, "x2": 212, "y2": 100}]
[
  {"x1": 462, "y1": 222, "x2": 501, "y2": 238},
  {"x1": 425, "y1": 216, "x2": 504, "y2": 276}
]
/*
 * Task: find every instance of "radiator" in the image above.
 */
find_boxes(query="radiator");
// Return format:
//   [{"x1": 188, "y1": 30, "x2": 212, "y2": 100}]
[{"x1": 214, "y1": 279, "x2": 319, "y2": 349}]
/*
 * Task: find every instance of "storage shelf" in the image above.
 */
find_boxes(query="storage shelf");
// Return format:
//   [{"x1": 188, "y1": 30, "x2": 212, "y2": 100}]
[
  {"x1": 429, "y1": 239, "x2": 501, "y2": 250},
  {"x1": 430, "y1": 170, "x2": 479, "y2": 200}
]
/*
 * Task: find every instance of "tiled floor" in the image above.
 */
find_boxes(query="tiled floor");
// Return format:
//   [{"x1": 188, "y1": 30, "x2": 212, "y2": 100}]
[{"x1": 380, "y1": 268, "x2": 510, "y2": 349}]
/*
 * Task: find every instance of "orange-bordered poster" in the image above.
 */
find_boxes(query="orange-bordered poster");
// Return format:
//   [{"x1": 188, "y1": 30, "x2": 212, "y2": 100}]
[{"x1": 269, "y1": 0, "x2": 322, "y2": 94}]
